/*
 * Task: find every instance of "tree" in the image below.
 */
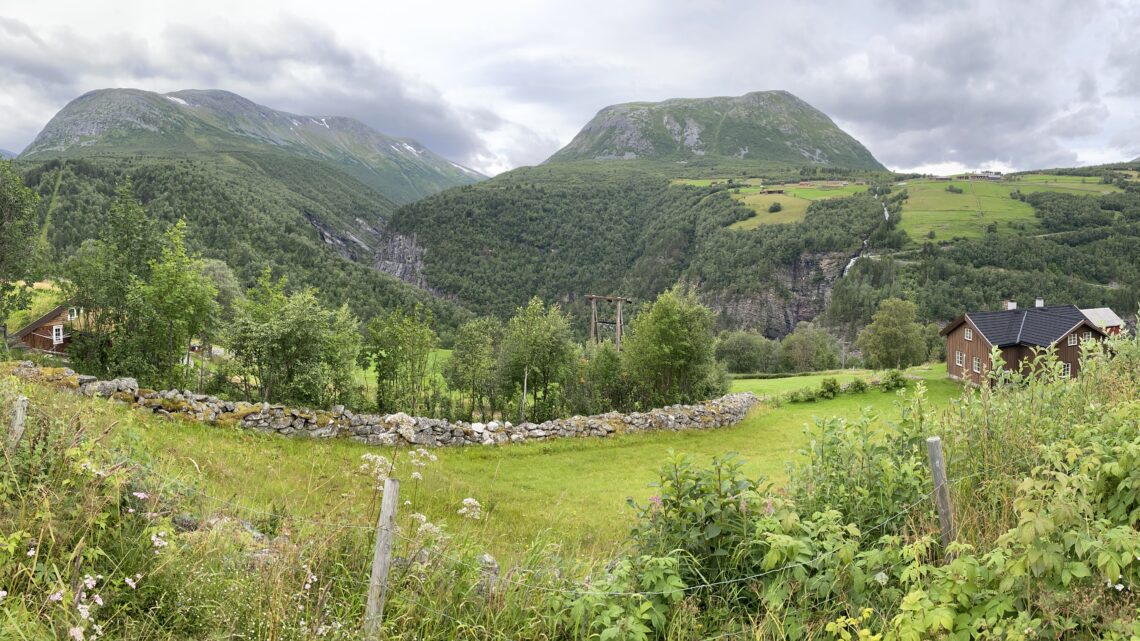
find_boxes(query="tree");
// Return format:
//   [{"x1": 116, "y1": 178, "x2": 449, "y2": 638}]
[
  {"x1": 0, "y1": 160, "x2": 39, "y2": 339},
  {"x1": 499, "y1": 297, "x2": 574, "y2": 423},
  {"x1": 622, "y1": 287, "x2": 726, "y2": 407},
  {"x1": 443, "y1": 317, "x2": 501, "y2": 421},
  {"x1": 856, "y1": 298, "x2": 928, "y2": 370},
  {"x1": 715, "y1": 331, "x2": 780, "y2": 373},
  {"x1": 229, "y1": 271, "x2": 361, "y2": 406},
  {"x1": 780, "y1": 322, "x2": 840, "y2": 372},
  {"x1": 363, "y1": 305, "x2": 438, "y2": 414}
]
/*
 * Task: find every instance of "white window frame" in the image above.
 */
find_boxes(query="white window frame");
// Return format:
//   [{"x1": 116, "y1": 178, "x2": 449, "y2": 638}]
[
  {"x1": 1067, "y1": 334, "x2": 1078, "y2": 346},
  {"x1": 972, "y1": 356, "x2": 980, "y2": 373},
  {"x1": 67, "y1": 307, "x2": 78, "y2": 321},
  {"x1": 51, "y1": 324, "x2": 64, "y2": 345},
  {"x1": 955, "y1": 351, "x2": 964, "y2": 367},
  {"x1": 1061, "y1": 362, "x2": 1071, "y2": 378},
  {"x1": 1082, "y1": 331, "x2": 1092, "y2": 341},
  {"x1": 964, "y1": 327, "x2": 973, "y2": 342}
]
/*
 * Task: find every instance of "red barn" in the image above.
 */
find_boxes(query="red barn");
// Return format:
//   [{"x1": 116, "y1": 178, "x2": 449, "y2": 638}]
[{"x1": 7, "y1": 303, "x2": 80, "y2": 356}]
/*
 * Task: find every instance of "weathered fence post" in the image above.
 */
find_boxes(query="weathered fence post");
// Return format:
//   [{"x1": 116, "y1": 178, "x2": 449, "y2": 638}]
[
  {"x1": 6, "y1": 395, "x2": 29, "y2": 453},
  {"x1": 926, "y1": 436, "x2": 956, "y2": 557},
  {"x1": 364, "y1": 477, "x2": 400, "y2": 637}
]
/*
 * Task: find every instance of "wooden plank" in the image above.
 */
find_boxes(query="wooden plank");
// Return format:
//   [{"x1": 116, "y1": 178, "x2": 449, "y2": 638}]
[
  {"x1": 364, "y1": 477, "x2": 401, "y2": 637},
  {"x1": 926, "y1": 436, "x2": 956, "y2": 558}
]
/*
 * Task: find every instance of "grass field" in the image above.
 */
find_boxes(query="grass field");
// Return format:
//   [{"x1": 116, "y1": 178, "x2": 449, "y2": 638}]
[
  {"x1": 897, "y1": 175, "x2": 1119, "y2": 242},
  {"x1": 729, "y1": 369, "x2": 874, "y2": 396},
  {"x1": 726, "y1": 182, "x2": 868, "y2": 229},
  {"x1": 77, "y1": 362, "x2": 963, "y2": 562}
]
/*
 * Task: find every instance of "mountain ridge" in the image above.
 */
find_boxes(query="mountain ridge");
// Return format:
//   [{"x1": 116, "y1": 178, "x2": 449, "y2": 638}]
[
  {"x1": 22, "y1": 88, "x2": 483, "y2": 203},
  {"x1": 0, "y1": 149, "x2": 16, "y2": 160},
  {"x1": 545, "y1": 90, "x2": 884, "y2": 170}
]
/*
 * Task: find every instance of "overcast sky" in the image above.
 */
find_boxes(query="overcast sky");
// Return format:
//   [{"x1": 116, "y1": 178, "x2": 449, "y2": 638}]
[{"x1": 2, "y1": 0, "x2": 1139, "y2": 175}]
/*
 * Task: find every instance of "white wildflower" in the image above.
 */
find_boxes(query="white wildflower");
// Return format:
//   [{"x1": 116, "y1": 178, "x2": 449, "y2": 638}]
[
  {"x1": 0, "y1": 589, "x2": 7, "y2": 602},
  {"x1": 69, "y1": 627, "x2": 84, "y2": 641},
  {"x1": 874, "y1": 571, "x2": 889, "y2": 586},
  {"x1": 131, "y1": 491, "x2": 149, "y2": 500},
  {"x1": 26, "y1": 547, "x2": 35, "y2": 557},
  {"x1": 78, "y1": 603, "x2": 91, "y2": 620},
  {"x1": 359, "y1": 453, "x2": 393, "y2": 491},
  {"x1": 83, "y1": 575, "x2": 97, "y2": 590},
  {"x1": 457, "y1": 497, "x2": 482, "y2": 520},
  {"x1": 124, "y1": 576, "x2": 137, "y2": 589}
]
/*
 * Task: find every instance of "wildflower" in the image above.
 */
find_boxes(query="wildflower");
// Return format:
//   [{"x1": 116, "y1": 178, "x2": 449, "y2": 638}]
[
  {"x1": 765, "y1": 498, "x2": 775, "y2": 515},
  {"x1": 69, "y1": 627, "x2": 84, "y2": 641},
  {"x1": 411, "y1": 471, "x2": 423, "y2": 481},
  {"x1": 91, "y1": 624, "x2": 103, "y2": 639},
  {"x1": 874, "y1": 571, "x2": 889, "y2": 586},
  {"x1": 78, "y1": 603, "x2": 91, "y2": 620},
  {"x1": 83, "y1": 575, "x2": 97, "y2": 590},
  {"x1": 26, "y1": 547, "x2": 35, "y2": 557},
  {"x1": 132, "y1": 491, "x2": 149, "y2": 500},
  {"x1": 93, "y1": 594, "x2": 104, "y2": 606},
  {"x1": 151, "y1": 532, "x2": 168, "y2": 553},
  {"x1": 0, "y1": 590, "x2": 7, "y2": 602},
  {"x1": 49, "y1": 591, "x2": 63, "y2": 602},
  {"x1": 417, "y1": 521, "x2": 443, "y2": 539},
  {"x1": 359, "y1": 453, "x2": 393, "y2": 491},
  {"x1": 457, "y1": 497, "x2": 482, "y2": 520},
  {"x1": 1115, "y1": 583, "x2": 1124, "y2": 591},
  {"x1": 410, "y1": 513, "x2": 428, "y2": 524},
  {"x1": 648, "y1": 495, "x2": 662, "y2": 510},
  {"x1": 124, "y1": 576, "x2": 137, "y2": 589}
]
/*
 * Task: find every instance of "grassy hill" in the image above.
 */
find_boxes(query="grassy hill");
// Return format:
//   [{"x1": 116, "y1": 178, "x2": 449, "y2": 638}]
[
  {"x1": 21, "y1": 88, "x2": 483, "y2": 204},
  {"x1": 546, "y1": 90, "x2": 885, "y2": 171}
]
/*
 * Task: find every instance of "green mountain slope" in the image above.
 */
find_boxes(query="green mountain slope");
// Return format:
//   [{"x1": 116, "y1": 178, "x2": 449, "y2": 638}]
[
  {"x1": 0, "y1": 149, "x2": 16, "y2": 160},
  {"x1": 22, "y1": 88, "x2": 483, "y2": 203},
  {"x1": 20, "y1": 155, "x2": 471, "y2": 329},
  {"x1": 546, "y1": 91, "x2": 884, "y2": 170}
]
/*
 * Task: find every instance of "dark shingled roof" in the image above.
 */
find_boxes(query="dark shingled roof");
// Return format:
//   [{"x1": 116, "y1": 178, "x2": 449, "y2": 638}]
[{"x1": 965, "y1": 305, "x2": 1102, "y2": 347}]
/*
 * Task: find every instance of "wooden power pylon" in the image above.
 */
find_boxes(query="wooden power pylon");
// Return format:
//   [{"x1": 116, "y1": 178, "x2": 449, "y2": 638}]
[{"x1": 586, "y1": 295, "x2": 633, "y2": 349}]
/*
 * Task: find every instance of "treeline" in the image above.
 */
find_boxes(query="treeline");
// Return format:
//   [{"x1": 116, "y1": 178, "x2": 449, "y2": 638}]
[{"x1": 359, "y1": 288, "x2": 727, "y2": 423}]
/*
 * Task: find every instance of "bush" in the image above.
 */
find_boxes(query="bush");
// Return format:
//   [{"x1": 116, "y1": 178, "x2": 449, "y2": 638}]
[
  {"x1": 818, "y1": 377, "x2": 840, "y2": 399},
  {"x1": 845, "y1": 378, "x2": 868, "y2": 394},
  {"x1": 880, "y1": 369, "x2": 907, "y2": 391},
  {"x1": 768, "y1": 201, "x2": 782, "y2": 213}
]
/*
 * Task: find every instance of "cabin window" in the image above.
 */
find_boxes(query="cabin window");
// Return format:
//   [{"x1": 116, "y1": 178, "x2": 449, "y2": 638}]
[
  {"x1": 1082, "y1": 331, "x2": 1092, "y2": 341},
  {"x1": 51, "y1": 325, "x2": 64, "y2": 345},
  {"x1": 972, "y1": 356, "x2": 980, "y2": 373},
  {"x1": 1061, "y1": 362, "x2": 1071, "y2": 378},
  {"x1": 67, "y1": 307, "x2": 78, "y2": 321},
  {"x1": 955, "y1": 351, "x2": 964, "y2": 367},
  {"x1": 1067, "y1": 334, "x2": 1078, "y2": 346},
  {"x1": 964, "y1": 327, "x2": 973, "y2": 341}
]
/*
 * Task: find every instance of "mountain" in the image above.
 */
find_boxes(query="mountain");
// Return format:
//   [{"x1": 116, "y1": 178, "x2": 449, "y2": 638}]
[
  {"x1": 22, "y1": 88, "x2": 483, "y2": 203},
  {"x1": 0, "y1": 149, "x2": 16, "y2": 159},
  {"x1": 545, "y1": 91, "x2": 884, "y2": 170}
]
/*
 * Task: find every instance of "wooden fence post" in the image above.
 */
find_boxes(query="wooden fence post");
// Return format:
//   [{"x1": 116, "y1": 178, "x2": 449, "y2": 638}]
[
  {"x1": 364, "y1": 477, "x2": 400, "y2": 637},
  {"x1": 6, "y1": 395, "x2": 28, "y2": 453},
  {"x1": 926, "y1": 436, "x2": 956, "y2": 556}
]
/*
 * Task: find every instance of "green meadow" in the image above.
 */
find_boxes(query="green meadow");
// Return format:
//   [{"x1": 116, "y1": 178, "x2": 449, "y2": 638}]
[
  {"x1": 73, "y1": 362, "x2": 963, "y2": 562},
  {"x1": 897, "y1": 175, "x2": 1119, "y2": 242}
]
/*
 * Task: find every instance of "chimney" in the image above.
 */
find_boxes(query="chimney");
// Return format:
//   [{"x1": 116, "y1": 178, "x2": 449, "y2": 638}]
[
  {"x1": 1005, "y1": 300, "x2": 1017, "y2": 310},
  {"x1": 1035, "y1": 297, "x2": 1045, "y2": 308}
]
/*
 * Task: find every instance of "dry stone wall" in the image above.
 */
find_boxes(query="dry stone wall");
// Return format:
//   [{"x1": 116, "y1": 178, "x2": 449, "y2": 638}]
[{"x1": 5, "y1": 361, "x2": 760, "y2": 448}]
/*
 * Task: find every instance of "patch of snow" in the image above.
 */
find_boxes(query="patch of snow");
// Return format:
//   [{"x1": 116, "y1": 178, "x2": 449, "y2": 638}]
[
  {"x1": 319, "y1": 118, "x2": 329, "y2": 129},
  {"x1": 166, "y1": 96, "x2": 189, "y2": 106},
  {"x1": 400, "y1": 142, "x2": 422, "y2": 156},
  {"x1": 449, "y1": 161, "x2": 481, "y2": 176}
]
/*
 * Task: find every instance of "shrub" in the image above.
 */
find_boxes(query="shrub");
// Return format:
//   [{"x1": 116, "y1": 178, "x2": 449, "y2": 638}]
[
  {"x1": 880, "y1": 369, "x2": 907, "y2": 391},
  {"x1": 818, "y1": 377, "x2": 840, "y2": 399},
  {"x1": 846, "y1": 378, "x2": 868, "y2": 394},
  {"x1": 768, "y1": 201, "x2": 782, "y2": 213}
]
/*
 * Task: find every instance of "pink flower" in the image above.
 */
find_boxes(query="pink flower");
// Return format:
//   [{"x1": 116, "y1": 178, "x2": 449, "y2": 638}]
[
  {"x1": 49, "y1": 591, "x2": 63, "y2": 602},
  {"x1": 132, "y1": 492, "x2": 149, "y2": 500},
  {"x1": 26, "y1": 547, "x2": 36, "y2": 557},
  {"x1": 124, "y1": 577, "x2": 137, "y2": 589},
  {"x1": 69, "y1": 627, "x2": 84, "y2": 641}
]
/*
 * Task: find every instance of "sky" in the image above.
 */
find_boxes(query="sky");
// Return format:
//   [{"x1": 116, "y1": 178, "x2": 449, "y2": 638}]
[{"x1": 1, "y1": 0, "x2": 1139, "y2": 175}]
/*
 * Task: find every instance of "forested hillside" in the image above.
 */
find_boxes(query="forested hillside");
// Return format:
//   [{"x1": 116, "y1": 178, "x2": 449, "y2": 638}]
[{"x1": 18, "y1": 155, "x2": 471, "y2": 328}]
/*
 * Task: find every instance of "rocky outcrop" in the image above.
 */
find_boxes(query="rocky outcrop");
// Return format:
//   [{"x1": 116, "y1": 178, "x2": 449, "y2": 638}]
[
  {"x1": 373, "y1": 232, "x2": 429, "y2": 290},
  {"x1": 6, "y1": 362, "x2": 760, "y2": 448},
  {"x1": 699, "y1": 250, "x2": 847, "y2": 338}
]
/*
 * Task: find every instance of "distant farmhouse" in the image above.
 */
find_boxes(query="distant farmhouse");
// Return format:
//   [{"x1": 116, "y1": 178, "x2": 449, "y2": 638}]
[
  {"x1": 940, "y1": 301, "x2": 1109, "y2": 384},
  {"x1": 6, "y1": 302, "x2": 81, "y2": 356}
]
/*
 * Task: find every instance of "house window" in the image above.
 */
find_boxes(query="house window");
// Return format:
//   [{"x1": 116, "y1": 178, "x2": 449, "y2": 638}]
[
  {"x1": 1082, "y1": 331, "x2": 1092, "y2": 341},
  {"x1": 1061, "y1": 362, "x2": 1071, "y2": 378},
  {"x1": 955, "y1": 351, "x2": 964, "y2": 367},
  {"x1": 67, "y1": 307, "x2": 78, "y2": 321},
  {"x1": 51, "y1": 325, "x2": 64, "y2": 345},
  {"x1": 1067, "y1": 334, "x2": 1078, "y2": 346},
  {"x1": 972, "y1": 356, "x2": 980, "y2": 373},
  {"x1": 964, "y1": 327, "x2": 973, "y2": 341}
]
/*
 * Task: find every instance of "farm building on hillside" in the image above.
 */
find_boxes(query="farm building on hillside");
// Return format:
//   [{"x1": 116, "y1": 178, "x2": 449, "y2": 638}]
[
  {"x1": 1081, "y1": 307, "x2": 1125, "y2": 335},
  {"x1": 6, "y1": 303, "x2": 82, "y2": 356},
  {"x1": 940, "y1": 304, "x2": 1106, "y2": 384}
]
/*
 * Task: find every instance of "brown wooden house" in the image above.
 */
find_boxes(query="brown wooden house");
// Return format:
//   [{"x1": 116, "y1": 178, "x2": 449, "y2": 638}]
[
  {"x1": 940, "y1": 304, "x2": 1107, "y2": 384},
  {"x1": 6, "y1": 303, "x2": 81, "y2": 356}
]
